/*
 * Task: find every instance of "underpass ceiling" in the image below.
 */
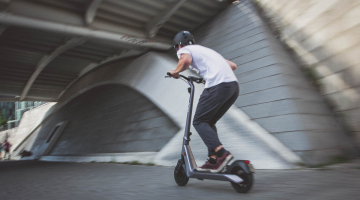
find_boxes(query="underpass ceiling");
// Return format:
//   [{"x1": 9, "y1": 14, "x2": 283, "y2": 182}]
[{"x1": 0, "y1": 0, "x2": 229, "y2": 102}]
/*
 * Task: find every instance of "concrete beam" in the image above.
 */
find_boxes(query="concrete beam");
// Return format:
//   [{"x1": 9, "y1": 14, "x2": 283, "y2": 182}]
[
  {"x1": 85, "y1": 0, "x2": 102, "y2": 25},
  {"x1": 8, "y1": 0, "x2": 85, "y2": 26},
  {"x1": 0, "y1": 12, "x2": 172, "y2": 50},
  {"x1": 100, "y1": 3, "x2": 149, "y2": 22},
  {"x1": 20, "y1": 37, "x2": 86, "y2": 100},
  {"x1": 7, "y1": 0, "x2": 145, "y2": 37},
  {"x1": 104, "y1": 0, "x2": 158, "y2": 16},
  {"x1": 78, "y1": 49, "x2": 144, "y2": 77},
  {"x1": 0, "y1": 96, "x2": 17, "y2": 102},
  {"x1": 146, "y1": 0, "x2": 187, "y2": 38},
  {"x1": 57, "y1": 49, "x2": 145, "y2": 100}
]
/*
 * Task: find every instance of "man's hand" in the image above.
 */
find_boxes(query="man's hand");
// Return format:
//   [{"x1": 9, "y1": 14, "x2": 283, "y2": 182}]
[
  {"x1": 226, "y1": 59, "x2": 237, "y2": 71},
  {"x1": 168, "y1": 70, "x2": 180, "y2": 79}
]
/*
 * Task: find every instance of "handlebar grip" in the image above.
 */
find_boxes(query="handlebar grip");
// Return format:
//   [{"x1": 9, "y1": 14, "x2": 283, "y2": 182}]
[{"x1": 165, "y1": 72, "x2": 172, "y2": 78}]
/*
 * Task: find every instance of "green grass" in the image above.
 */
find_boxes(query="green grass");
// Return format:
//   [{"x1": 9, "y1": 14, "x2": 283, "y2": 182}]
[
  {"x1": 128, "y1": 161, "x2": 142, "y2": 165},
  {"x1": 145, "y1": 162, "x2": 155, "y2": 166}
]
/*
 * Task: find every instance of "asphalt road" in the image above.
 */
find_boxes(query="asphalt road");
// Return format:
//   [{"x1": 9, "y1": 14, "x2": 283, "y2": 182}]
[{"x1": 0, "y1": 161, "x2": 360, "y2": 200}]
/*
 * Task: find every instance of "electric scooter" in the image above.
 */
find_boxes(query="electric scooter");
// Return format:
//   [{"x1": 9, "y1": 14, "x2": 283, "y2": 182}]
[{"x1": 166, "y1": 73, "x2": 254, "y2": 193}]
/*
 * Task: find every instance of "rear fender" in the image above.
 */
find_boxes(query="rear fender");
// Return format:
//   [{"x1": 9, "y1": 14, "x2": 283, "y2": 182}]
[{"x1": 227, "y1": 160, "x2": 254, "y2": 174}]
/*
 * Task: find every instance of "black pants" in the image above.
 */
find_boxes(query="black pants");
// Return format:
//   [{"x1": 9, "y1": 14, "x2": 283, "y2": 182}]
[{"x1": 193, "y1": 81, "x2": 239, "y2": 157}]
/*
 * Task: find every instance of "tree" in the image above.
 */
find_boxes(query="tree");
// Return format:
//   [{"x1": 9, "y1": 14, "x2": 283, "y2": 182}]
[{"x1": 0, "y1": 112, "x2": 8, "y2": 127}]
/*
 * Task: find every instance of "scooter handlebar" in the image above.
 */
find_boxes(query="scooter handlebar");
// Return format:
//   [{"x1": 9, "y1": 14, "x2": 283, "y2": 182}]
[{"x1": 166, "y1": 72, "x2": 204, "y2": 84}]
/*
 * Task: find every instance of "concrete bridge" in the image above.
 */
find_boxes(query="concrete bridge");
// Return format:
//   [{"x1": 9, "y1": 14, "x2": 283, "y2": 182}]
[{"x1": 0, "y1": 0, "x2": 358, "y2": 168}]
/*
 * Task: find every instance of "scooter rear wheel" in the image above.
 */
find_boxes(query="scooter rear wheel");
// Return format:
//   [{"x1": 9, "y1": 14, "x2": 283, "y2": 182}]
[
  {"x1": 230, "y1": 166, "x2": 253, "y2": 193},
  {"x1": 174, "y1": 164, "x2": 189, "y2": 186}
]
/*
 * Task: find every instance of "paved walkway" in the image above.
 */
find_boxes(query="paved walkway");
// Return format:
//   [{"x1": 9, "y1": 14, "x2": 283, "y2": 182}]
[{"x1": 0, "y1": 160, "x2": 360, "y2": 200}]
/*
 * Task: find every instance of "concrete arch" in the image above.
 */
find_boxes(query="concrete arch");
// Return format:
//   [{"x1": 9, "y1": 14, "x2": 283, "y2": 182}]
[
  {"x1": 31, "y1": 52, "x2": 201, "y2": 163},
  {"x1": 29, "y1": 83, "x2": 179, "y2": 158},
  {"x1": 56, "y1": 52, "x2": 205, "y2": 132},
  {"x1": 40, "y1": 51, "x2": 300, "y2": 168}
]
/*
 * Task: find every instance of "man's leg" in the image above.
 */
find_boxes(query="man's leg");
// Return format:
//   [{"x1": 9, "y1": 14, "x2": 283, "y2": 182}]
[
  {"x1": 207, "y1": 124, "x2": 223, "y2": 158},
  {"x1": 209, "y1": 81, "x2": 239, "y2": 126},
  {"x1": 210, "y1": 124, "x2": 217, "y2": 134},
  {"x1": 193, "y1": 82, "x2": 239, "y2": 171},
  {"x1": 194, "y1": 82, "x2": 239, "y2": 154},
  {"x1": 193, "y1": 84, "x2": 235, "y2": 157},
  {"x1": 208, "y1": 82, "x2": 239, "y2": 171}
]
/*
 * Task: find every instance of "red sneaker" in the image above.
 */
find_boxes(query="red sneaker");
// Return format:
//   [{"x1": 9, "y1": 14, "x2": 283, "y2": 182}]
[
  {"x1": 196, "y1": 152, "x2": 234, "y2": 173},
  {"x1": 196, "y1": 160, "x2": 217, "y2": 172},
  {"x1": 214, "y1": 151, "x2": 233, "y2": 173}
]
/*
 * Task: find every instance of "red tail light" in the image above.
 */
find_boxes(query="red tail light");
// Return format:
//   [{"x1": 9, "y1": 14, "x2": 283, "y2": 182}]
[{"x1": 244, "y1": 160, "x2": 250, "y2": 164}]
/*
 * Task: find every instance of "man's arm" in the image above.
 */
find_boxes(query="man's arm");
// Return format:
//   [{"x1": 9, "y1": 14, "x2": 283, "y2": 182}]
[
  {"x1": 169, "y1": 54, "x2": 192, "y2": 79},
  {"x1": 226, "y1": 59, "x2": 237, "y2": 71}
]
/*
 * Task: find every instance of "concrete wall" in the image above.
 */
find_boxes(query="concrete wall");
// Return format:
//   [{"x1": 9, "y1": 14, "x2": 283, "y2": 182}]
[
  {"x1": 192, "y1": 0, "x2": 358, "y2": 164},
  {"x1": 255, "y1": 0, "x2": 360, "y2": 148}
]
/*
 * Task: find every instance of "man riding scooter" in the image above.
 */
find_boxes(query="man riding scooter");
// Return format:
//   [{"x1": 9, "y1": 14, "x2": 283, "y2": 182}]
[{"x1": 168, "y1": 31, "x2": 239, "y2": 173}]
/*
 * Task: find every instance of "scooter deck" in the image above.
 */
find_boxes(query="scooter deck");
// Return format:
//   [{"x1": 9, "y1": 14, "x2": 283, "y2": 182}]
[
  {"x1": 187, "y1": 168, "x2": 243, "y2": 184},
  {"x1": 189, "y1": 171, "x2": 243, "y2": 184}
]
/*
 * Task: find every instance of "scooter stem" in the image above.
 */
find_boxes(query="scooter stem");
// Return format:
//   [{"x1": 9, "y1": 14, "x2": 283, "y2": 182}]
[{"x1": 183, "y1": 79, "x2": 195, "y2": 145}]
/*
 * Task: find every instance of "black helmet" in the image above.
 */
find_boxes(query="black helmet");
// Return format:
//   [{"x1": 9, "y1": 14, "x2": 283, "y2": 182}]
[{"x1": 173, "y1": 31, "x2": 195, "y2": 51}]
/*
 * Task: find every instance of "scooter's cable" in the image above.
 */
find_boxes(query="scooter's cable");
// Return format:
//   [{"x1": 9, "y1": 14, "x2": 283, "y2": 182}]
[
  {"x1": 180, "y1": 77, "x2": 190, "y2": 86},
  {"x1": 166, "y1": 73, "x2": 190, "y2": 86}
]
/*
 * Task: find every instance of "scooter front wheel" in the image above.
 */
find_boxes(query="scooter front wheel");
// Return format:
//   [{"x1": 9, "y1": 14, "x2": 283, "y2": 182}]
[
  {"x1": 230, "y1": 166, "x2": 253, "y2": 193},
  {"x1": 174, "y1": 161, "x2": 189, "y2": 186}
]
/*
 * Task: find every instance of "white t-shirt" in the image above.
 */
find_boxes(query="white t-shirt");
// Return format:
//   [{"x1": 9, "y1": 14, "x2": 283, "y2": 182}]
[{"x1": 177, "y1": 44, "x2": 238, "y2": 88}]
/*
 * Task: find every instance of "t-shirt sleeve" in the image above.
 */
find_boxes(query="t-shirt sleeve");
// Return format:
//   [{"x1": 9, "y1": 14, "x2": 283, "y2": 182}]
[{"x1": 177, "y1": 48, "x2": 192, "y2": 59}]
